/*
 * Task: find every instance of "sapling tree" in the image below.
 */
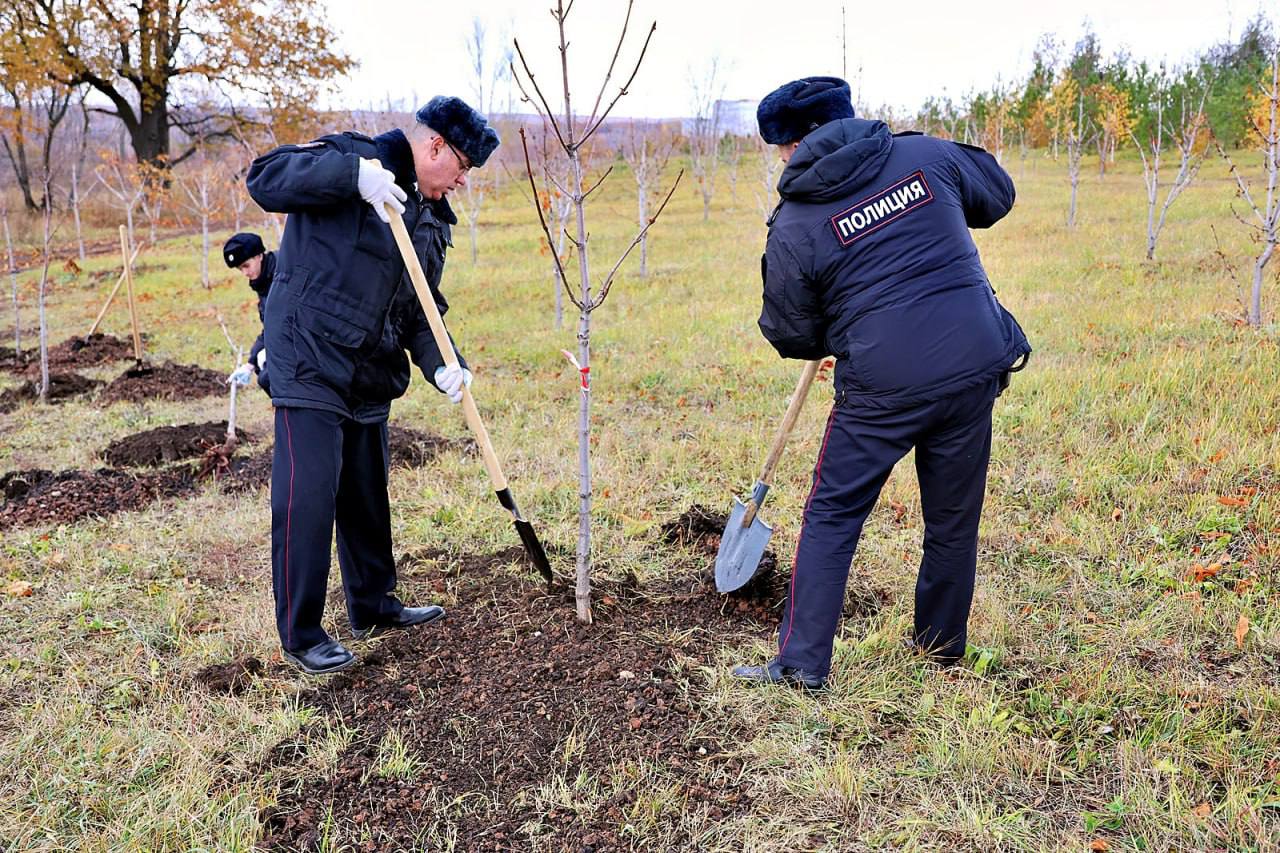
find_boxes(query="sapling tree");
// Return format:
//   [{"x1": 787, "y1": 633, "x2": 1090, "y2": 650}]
[
  {"x1": 687, "y1": 58, "x2": 724, "y2": 221},
  {"x1": 1218, "y1": 50, "x2": 1280, "y2": 327},
  {"x1": 619, "y1": 119, "x2": 675, "y2": 277},
  {"x1": 95, "y1": 151, "x2": 144, "y2": 245},
  {"x1": 512, "y1": 0, "x2": 681, "y2": 622},
  {"x1": 1063, "y1": 82, "x2": 1097, "y2": 228},
  {"x1": 1, "y1": 190, "x2": 18, "y2": 354},
  {"x1": 750, "y1": 133, "x2": 783, "y2": 226},
  {"x1": 35, "y1": 167, "x2": 56, "y2": 400},
  {"x1": 1131, "y1": 69, "x2": 1212, "y2": 260},
  {"x1": 457, "y1": 16, "x2": 514, "y2": 264},
  {"x1": 138, "y1": 161, "x2": 168, "y2": 245},
  {"x1": 176, "y1": 145, "x2": 225, "y2": 289}
]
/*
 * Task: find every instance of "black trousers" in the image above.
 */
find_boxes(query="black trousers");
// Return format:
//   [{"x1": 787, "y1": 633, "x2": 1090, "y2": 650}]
[
  {"x1": 776, "y1": 378, "x2": 999, "y2": 678},
  {"x1": 270, "y1": 406, "x2": 404, "y2": 651}
]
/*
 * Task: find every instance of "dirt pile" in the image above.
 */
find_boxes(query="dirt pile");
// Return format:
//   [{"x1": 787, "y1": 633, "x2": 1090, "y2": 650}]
[
  {"x1": 100, "y1": 361, "x2": 227, "y2": 404},
  {"x1": 0, "y1": 372, "x2": 103, "y2": 412},
  {"x1": 0, "y1": 466, "x2": 194, "y2": 530},
  {"x1": 259, "y1": 546, "x2": 767, "y2": 851},
  {"x1": 387, "y1": 424, "x2": 476, "y2": 467},
  {"x1": 195, "y1": 657, "x2": 264, "y2": 695},
  {"x1": 101, "y1": 421, "x2": 253, "y2": 467}
]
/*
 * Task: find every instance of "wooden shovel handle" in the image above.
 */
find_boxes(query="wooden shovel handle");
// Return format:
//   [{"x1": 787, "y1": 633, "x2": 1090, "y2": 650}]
[
  {"x1": 385, "y1": 204, "x2": 508, "y2": 492},
  {"x1": 118, "y1": 225, "x2": 143, "y2": 360},
  {"x1": 86, "y1": 241, "x2": 143, "y2": 338},
  {"x1": 757, "y1": 359, "x2": 821, "y2": 488}
]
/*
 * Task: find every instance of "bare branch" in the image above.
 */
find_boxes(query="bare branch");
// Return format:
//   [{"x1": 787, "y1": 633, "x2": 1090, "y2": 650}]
[
  {"x1": 518, "y1": 127, "x2": 583, "y2": 310},
  {"x1": 580, "y1": 165, "x2": 613, "y2": 201},
  {"x1": 512, "y1": 38, "x2": 567, "y2": 152},
  {"x1": 584, "y1": 0, "x2": 634, "y2": 129},
  {"x1": 593, "y1": 169, "x2": 683, "y2": 308},
  {"x1": 579, "y1": 21, "x2": 657, "y2": 146}
]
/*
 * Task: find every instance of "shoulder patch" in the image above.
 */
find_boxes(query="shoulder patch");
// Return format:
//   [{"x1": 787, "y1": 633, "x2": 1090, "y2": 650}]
[
  {"x1": 295, "y1": 141, "x2": 326, "y2": 149},
  {"x1": 829, "y1": 170, "x2": 934, "y2": 247}
]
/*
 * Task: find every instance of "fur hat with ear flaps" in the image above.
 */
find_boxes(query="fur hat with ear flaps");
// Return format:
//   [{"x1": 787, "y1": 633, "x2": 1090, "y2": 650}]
[
  {"x1": 415, "y1": 96, "x2": 500, "y2": 167},
  {"x1": 757, "y1": 77, "x2": 855, "y2": 144}
]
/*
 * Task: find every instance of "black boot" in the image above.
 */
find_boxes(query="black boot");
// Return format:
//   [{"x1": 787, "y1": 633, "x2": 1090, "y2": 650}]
[
  {"x1": 351, "y1": 604, "x2": 446, "y2": 640},
  {"x1": 732, "y1": 658, "x2": 826, "y2": 692},
  {"x1": 282, "y1": 638, "x2": 355, "y2": 675}
]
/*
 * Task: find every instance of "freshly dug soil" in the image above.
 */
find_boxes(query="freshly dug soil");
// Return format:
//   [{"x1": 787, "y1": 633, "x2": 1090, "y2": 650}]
[
  {"x1": 100, "y1": 360, "x2": 227, "y2": 405},
  {"x1": 101, "y1": 421, "x2": 253, "y2": 468},
  {"x1": 194, "y1": 656, "x2": 264, "y2": 695},
  {"x1": 44, "y1": 334, "x2": 136, "y2": 370},
  {"x1": 0, "y1": 465, "x2": 194, "y2": 530},
  {"x1": 387, "y1": 424, "x2": 477, "y2": 466},
  {"x1": 259, "y1": 547, "x2": 768, "y2": 851},
  {"x1": 0, "y1": 371, "x2": 103, "y2": 411}
]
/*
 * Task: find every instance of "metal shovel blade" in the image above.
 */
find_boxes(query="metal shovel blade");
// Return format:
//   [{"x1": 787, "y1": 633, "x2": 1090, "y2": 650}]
[{"x1": 715, "y1": 496, "x2": 775, "y2": 593}]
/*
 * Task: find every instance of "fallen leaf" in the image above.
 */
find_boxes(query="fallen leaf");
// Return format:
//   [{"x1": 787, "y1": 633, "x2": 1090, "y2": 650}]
[
  {"x1": 1192, "y1": 802, "x2": 1212, "y2": 818},
  {"x1": 1234, "y1": 613, "x2": 1249, "y2": 649},
  {"x1": 1090, "y1": 840, "x2": 1110, "y2": 852},
  {"x1": 1208, "y1": 449, "x2": 1226, "y2": 463},
  {"x1": 1111, "y1": 507, "x2": 1123, "y2": 522},
  {"x1": 1234, "y1": 578, "x2": 1255, "y2": 595},
  {"x1": 4, "y1": 580, "x2": 33, "y2": 598},
  {"x1": 1217, "y1": 496, "x2": 1249, "y2": 507},
  {"x1": 1187, "y1": 562, "x2": 1221, "y2": 583}
]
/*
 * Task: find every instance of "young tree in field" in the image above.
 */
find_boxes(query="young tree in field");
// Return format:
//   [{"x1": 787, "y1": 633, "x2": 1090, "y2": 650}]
[
  {"x1": 1, "y1": 191, "x2": 18, "y2": 354},
  {"x1": 1063, "y1": 81, "x2": 1096, "y2": 228},
  {"x1": 1091, "y1": 82, "x2": 1134, "y2": 177},
  {"x1": 34, "y1": 167, "x2": 55, "y2": 400},
  {"x1": 137, "y1": 161, "x2": 168, "y2": 245},
  {"x1": 513, "y1": 0, "x2": 681, "y2": 622},
  {"x1": 750, "y1": 132, "x2": 783, "y2": 226},
  {"x1": 687, "y1": 58, "x2": 724, "y2": 221},
  {"x1": 176, "y1": 147, "x2": 225, "y2": 290},
  {"x1": 1218, "y1": 53, "x2": 1279, "y2": 327},
  {"x1": 4, "y1": 0, "x2": 352, "y2": 169},
  {"x1": 619, "y1": 119, "x2": 675, "y2": 278},
  {"x1": 457, "y1": 16, "x2": 514, "y2": 264},
  {"x1": 1131, "y1": 69, "x2": 1212, "y2": 260},
  {"x1": 725, "y1": 133, "x2": 742, "y2": 205},
  {"x1": 66, "y1": 94, "x2": 94, "y2": 262},
  {"x1": 95, "y1": 151, "x2": 144, "y2": 245}
]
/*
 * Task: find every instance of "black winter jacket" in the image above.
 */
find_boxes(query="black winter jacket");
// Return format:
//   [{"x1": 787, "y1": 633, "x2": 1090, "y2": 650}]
[
  {"x1": 761, "y1": 118, "x2": 1030, "y2": 407},
  {"x1": 247, "y1": 250, "x2": 274, "y2": 373},
  {"x1": 246, "y1": 128, "x2": 464, "y2": 423}
]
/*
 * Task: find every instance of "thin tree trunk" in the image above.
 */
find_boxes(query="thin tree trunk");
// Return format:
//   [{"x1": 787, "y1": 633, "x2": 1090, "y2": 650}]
[
  {"x1": 1251, "y1": 243, "x2": 1272, "y2": 326},
  {"x1": 71, "y1": 162, "x2": 86, "y2": 262},
  {"x1": 469, "y1": 220, "x2": 479, "y2": 265},
  {"x1": 2, "y1": 199, "x2": 18, "y2": 354},
  {"x1": 637, "y1": 182, "x2": 648, "y2": 278},
  {"x1": 569, "y1": 147, "x2": 593, "y2": 626},
  {"x1": 37, "y1": 184, "x2": 54, "y2": 401}
]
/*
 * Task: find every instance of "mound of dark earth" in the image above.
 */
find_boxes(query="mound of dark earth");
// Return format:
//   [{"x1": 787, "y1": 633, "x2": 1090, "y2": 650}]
[
  {"x1": 101, "y1": 421, "x2": 253, "y2": 467},
  {"x1": 100, "y1": 360, "x2": 226, "y2": 404},
  {"x1": 0, "y1": 372, "x2": 103, "y2": 412},
  {"x1": 44, "y1": 333, "x2": 135, "y2": 370},
  {"x1": 0, "y1": 465, "x2": 194, "y2": 530},
  {"x1": 387, "y1": 424, "x2": 476, "y2": 467},
  {"x1": 660, "y1": 504, "x2": 888, "y2": 621},
  {"x1": 258, "y1": 546, "x2": 767, "y2": 851},
  {"x1": 194, "y1": 656, "x2": 264, "y2": 695}
]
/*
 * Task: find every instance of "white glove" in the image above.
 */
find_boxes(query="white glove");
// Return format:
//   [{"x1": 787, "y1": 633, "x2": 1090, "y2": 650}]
[
  {"x1": 434, "y1": 364, "x2": 473, "y2": 404},
  {"x1": 357, "y1": 157, "x2": 407, "y2": 223},
  {"x1": 256, "y1": 349, "x2": 267, "y2": 369},
  {"x1": 228, "y1": 363, "x2": 254, "y2": 387}
]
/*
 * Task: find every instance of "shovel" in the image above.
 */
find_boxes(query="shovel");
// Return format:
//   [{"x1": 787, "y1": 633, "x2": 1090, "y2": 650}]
[
  {"x1": 715, "y1": 359, "x2": 821, "y2": 593},
  {"x1": 385, "y1": 204, "x2": 554, "y2": 583}
]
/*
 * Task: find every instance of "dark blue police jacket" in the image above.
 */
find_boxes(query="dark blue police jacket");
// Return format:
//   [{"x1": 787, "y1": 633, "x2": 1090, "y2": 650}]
[
  {"x1": 247, "y1": 128, "x2": 464, "y2": 423},
  {"x1": 760, "y1": 118, "x2": 1030, "y2": 408}
]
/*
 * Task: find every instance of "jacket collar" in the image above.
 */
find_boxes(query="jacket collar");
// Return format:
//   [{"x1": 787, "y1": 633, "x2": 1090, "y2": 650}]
[
  {"x1": 250, "y1": 251, "x2": 275, "y2": 295},
  {"x1": 374, "y1": 128, "x2": 457, "y2": 226},
  {"x1": 778, "y1": 118, "x2": 893, "y2": 203}
]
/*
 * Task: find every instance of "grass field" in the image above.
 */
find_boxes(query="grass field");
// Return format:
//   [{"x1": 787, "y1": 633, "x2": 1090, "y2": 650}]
[{"x1": 0, "y1": 146, "x2": 1277, "y2": 851}]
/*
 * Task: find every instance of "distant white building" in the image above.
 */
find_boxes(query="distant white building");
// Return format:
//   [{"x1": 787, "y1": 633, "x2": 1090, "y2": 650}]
[{"x1": 680, "y1": 98, "x2": 760, "y2": 137}]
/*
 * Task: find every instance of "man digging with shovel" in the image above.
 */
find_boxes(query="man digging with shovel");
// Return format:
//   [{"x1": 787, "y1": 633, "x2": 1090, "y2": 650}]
[
  {"x1": 246, "y1": 97, "x2": 498, "y2": 675},
  {"x1": 733, "y1": 78, "x2": 1030, "y2": 692}
]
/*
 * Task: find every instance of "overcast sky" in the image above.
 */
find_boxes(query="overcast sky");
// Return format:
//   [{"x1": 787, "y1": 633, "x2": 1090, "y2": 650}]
[{"x1": 322, "y1": 0, "x2": 1272, "y2": 118}]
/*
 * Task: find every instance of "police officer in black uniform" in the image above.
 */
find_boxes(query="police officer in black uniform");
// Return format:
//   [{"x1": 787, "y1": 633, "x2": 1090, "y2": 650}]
[
  {"x1": 733, "y1": 78, "x2": 1030, "y2": 691},
  {"x1": 246, "y1": 96, "x2": 499, "y2": 674},
  {"x1": 222, "y1": 232, "x2": 274, "y2": 387}
]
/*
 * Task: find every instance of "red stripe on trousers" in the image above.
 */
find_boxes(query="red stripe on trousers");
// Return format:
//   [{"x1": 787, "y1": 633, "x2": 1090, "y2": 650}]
[
  {"x1": 779, "y1": 406, "x2": 838, "y2": 658},
  {"x1": 283, "y1": 409, "x2": 295, "y2": 649}
]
